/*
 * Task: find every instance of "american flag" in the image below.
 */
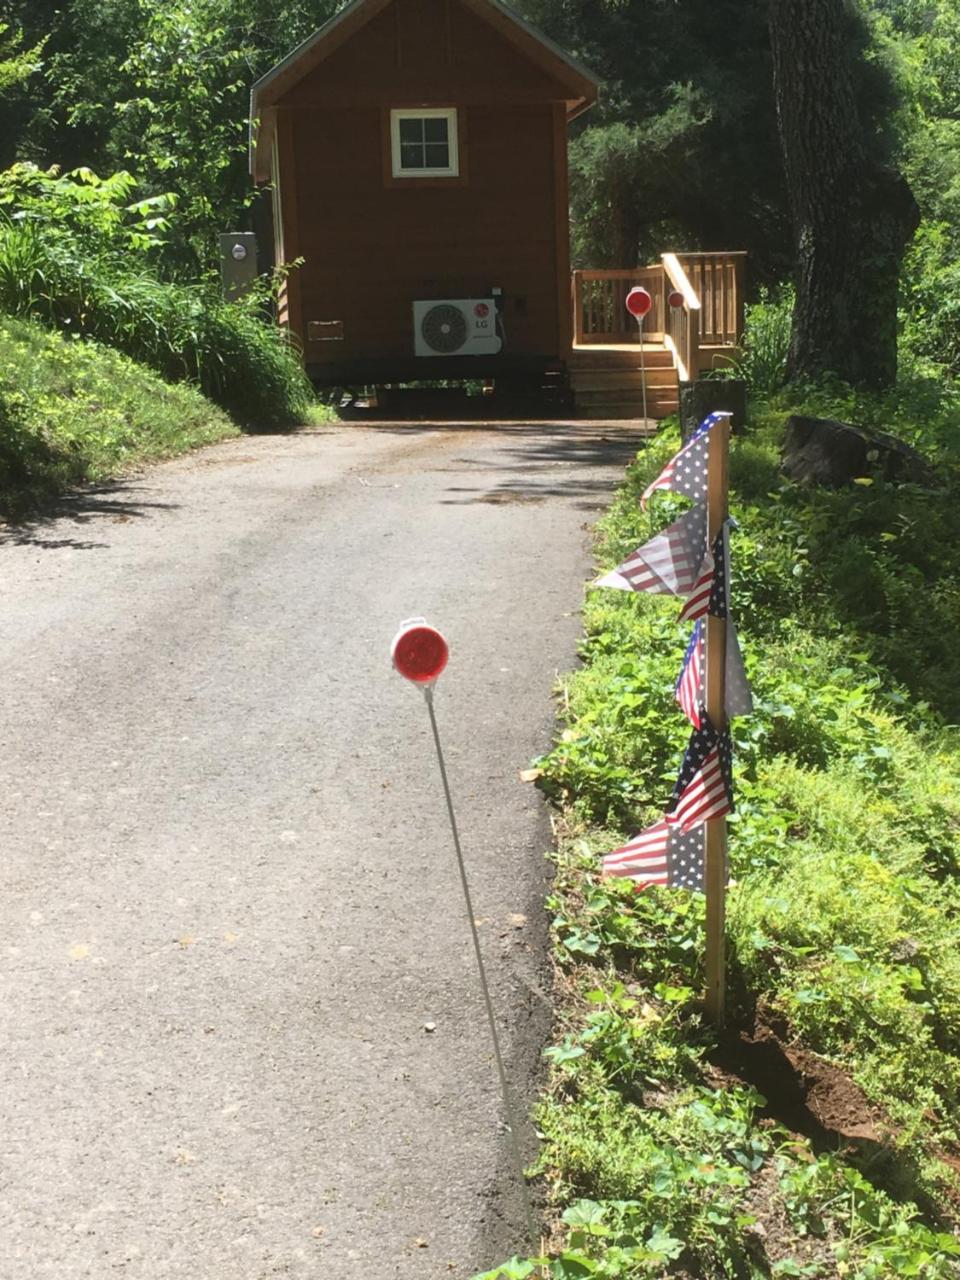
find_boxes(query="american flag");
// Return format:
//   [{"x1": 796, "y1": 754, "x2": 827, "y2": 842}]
[
  {"x1": 724, "y1": 621, "x2": 753, "y2": 719},
  {"x1": 678, "y1": 525, "x2": 726, "y2": 623},
  {"x1": 595, "y1": 505, "x2": 707, "y2": 597},
  {"x1": 676, "y1": 620, "x2": 704, "y2": 728},
  {"x1": 675, "y1": 618, "x2": 754, "y2": 728},
  {"x1": 641, "y1": 411, "x2": 732, "y2": 510},
  {"x1": 602, "y1": 820, "x2": 705, "y2": 891},
  {"x1": 666, "y1": 715, "x2": 734, "y2": 832}
]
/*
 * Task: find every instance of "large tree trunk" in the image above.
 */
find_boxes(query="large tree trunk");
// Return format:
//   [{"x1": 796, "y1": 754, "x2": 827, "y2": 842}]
[{"x1": 769, "y1": 0, "x2": 920, "y2": 388}]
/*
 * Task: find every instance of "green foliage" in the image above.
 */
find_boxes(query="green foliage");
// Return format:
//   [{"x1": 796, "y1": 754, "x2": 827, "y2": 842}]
[
  {"x1": 1, "y1": 0, "x2": 338, "y2": 270},
  {"x1": 110, "y1": 0, "x2": 259, "y2": 269},
  {"x1": 0, "y1": 23, "x2": 44, "y2": 96},
  {"x1": 901, "y1": 220, "x2": 960, "y2": 377},
  {"x1": 714, "y1": 287, "x2": 793, "y2": 395},
  {"x1": 0, "y1": 164, "x2": 315, "y2": 427},
  {"x1": 0, "y1": 312, "x2": 237, "y2": 514},
  {"x1": 0, "y1": 161, "x2": 175, "y2": 254},
  {"x1": 567, "y1": 93, "x2": 710, "y2": 268},
  {"x1": 519, "y1": 0, "x2": 792, "y2": 280}
]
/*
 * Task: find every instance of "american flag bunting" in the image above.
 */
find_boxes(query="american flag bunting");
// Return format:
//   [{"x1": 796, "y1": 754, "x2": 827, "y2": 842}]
[
  {"x1": 678, "y1": 525, "x2": 727, "y2": 623},
  {"x1": 676, "y1": 621, "x2": 704, "y2": 728},
  {"x1": 724, "y1": 621, "x2": 753, "y2": 719},
  {"x1": 602, "y1": 820, "x2": 706, "y2": 891},
  {"x1": 666, "y1": 715, "x2": 734, "y2": 832},
  {"x1": 641, "y1": 411, "x2": 732, "y2": 510},
  {"x1": 595, "y1": 505, "x2": 707, "y2": 597},
  {"x1": 674, "y1": 618, "x2": 754, "y2": 728}
]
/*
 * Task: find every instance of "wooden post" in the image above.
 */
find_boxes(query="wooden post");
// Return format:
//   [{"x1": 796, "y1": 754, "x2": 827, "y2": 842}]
[{"x1": 704, "y1": 417, "x2": 730, "y2": 1024}]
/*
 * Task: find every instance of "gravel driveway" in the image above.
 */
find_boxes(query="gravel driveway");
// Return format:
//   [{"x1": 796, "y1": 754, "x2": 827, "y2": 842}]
[{"x1": 0, "y1": 420, "x2": 646, "y2": 1279}]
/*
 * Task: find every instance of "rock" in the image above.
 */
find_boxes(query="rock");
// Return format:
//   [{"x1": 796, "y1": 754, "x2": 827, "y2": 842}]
[{"x1": 780, "y1": 415, "x2": 935, "y2": 488}]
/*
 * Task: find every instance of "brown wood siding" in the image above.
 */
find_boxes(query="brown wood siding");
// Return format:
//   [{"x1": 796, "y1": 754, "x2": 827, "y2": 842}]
[
  {"x1": 282, "y1": 0, "x2": 576, "y2": 109},
  {"x1": 278, "y1": 0, "x2": 571, "y2": 365}
]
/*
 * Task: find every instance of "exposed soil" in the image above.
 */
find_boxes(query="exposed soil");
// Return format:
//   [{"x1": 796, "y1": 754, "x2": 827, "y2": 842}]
[
  {"x1": 707, "y1": 1008, "x2": 960, "y2": 1229},
  {"x1": 707, "y1": 1020, "x2": 888, "y2": 1149}
]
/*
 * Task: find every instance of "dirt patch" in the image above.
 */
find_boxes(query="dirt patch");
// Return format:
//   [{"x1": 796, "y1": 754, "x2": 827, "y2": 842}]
[
  {"x1": 707, "y1": 1014, "x2": 960, "y2": 1229},
  {"x1": 741, "y1": 1160, "x2": 841, "y2": 1276},
  {"x1": 706, "y1": 1014, "x2": 888, "y2": 1151}
]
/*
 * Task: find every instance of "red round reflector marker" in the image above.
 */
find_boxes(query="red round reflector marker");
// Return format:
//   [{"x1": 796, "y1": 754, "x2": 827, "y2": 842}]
[
  {"x1": 667, "y1": 289, "x2": 685, "y2": 309},
  {"x1": 391, "y1": 618, "x2": 449, "y2": 684},
  {"x1": 625, "y1": 286, "x2": 653, "y2": 318}
]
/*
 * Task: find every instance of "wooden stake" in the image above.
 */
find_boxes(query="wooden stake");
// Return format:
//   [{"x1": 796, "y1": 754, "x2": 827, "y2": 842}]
[{"x1": 704, "y1": 418, "x2": 730, "y2": 1025}]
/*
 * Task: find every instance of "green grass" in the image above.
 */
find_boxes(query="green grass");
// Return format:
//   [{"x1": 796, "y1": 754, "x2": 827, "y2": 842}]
[
  {"x1": 0, "y1": 313, "x2": 239, "y2": 517},
  {"x1": 476, "y1": 383, "x2": 960, "y2": 1279}
]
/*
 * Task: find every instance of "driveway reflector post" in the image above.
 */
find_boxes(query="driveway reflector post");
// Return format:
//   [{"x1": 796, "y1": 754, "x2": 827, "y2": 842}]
[{"x1": 391, "y1": 618, "x2": 538, "y2": 1251}]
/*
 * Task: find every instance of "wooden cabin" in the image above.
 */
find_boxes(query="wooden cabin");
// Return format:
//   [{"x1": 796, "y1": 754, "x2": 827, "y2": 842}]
[
  {"x1": 249, "y1": 0, "x2": 599, "y2": 387},
  {"x1": 250, "y1": 0, "x2": 748, "y2": 416}
]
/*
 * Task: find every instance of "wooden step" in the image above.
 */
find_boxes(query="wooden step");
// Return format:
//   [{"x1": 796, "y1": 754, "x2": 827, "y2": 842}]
[
  {"x1": 577, "y1": 394, "x2": 678, "y2": 420},
  {"x1": 574, "y1": 394, "x2": 678, "y2": 413},
  {"x1": 568, "y1": 340, "x2": 679, "y2": 420},
  {"x1": 578, "y1": 404, "x2": 677, "y2": 421},
  {"x1": 578, "y1": 384, "x2": 679, "y2": 400},
  {"x1": 570, "y1": 350, "x2": 675, "y2": 371},
  {"x1": 570, "y1": 368, "x2": 678, "y2": 392}
]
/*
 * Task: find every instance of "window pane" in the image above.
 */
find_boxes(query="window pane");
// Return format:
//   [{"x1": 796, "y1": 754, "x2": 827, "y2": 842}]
[
  {"x1": 423, "y1": 117, "x2": 448, "y2": 143},
  {"x1": 398, "y1": 118, "x2": 424, "y2": 144},
  {"x1": 424, "y1": 142, "x2": 450, "y2": 168},
  {"x1": 400, "y1": 142, "x2": 425, "y2": 169}
]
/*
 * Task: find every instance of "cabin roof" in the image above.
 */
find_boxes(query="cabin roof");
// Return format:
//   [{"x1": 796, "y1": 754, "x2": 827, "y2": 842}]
[{"x1": 249, "y1": 0, "x2": 599, "y2": 180}]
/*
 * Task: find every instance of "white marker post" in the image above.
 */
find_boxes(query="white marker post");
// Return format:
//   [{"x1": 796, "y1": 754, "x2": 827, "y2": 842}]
[{"x1": 391, "y1": 619, "x2": 538, "y2": 1250}]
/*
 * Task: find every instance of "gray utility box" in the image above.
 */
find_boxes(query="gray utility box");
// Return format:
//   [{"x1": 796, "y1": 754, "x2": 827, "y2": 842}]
[{"x1": 219, "y1": 233, "x2": 258, "y2": 302}]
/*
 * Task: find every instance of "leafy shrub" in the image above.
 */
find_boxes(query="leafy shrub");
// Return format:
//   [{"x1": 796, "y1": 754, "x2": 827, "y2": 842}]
[
  {"x1": 902, "y1": 220, "x2": 960, "y2": 379},
  {"x1": 0, "y1": 164, "x2": 315, "y2": 428}
]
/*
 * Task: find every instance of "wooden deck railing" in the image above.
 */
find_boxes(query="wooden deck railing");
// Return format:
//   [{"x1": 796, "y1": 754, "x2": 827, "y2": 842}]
[
  {"x1": 572, "y1": 252, "x2": 746, "y2": 379},
  {"x1": 662, "y1": 253, "x2": 701, "y2": 382},
  {"x1": 675, "y1": 252, "x2": 746, "y2": 350},
  {"x1": 571, "y1": 267, "x2": 665, "y2": 344}
]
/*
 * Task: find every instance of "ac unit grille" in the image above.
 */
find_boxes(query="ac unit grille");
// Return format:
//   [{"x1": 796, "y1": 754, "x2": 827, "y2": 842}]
[{"x1": 420, "y1": 303, "x2": 469, "y2": 354}]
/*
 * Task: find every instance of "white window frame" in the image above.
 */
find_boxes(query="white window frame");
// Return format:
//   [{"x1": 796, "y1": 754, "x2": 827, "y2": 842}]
[{"x1": 390, "y1": 107, "x2": 459, "y2": 179}]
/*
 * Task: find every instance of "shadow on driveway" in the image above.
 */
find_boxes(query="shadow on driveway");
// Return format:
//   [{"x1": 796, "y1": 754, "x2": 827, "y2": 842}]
[{"x1": 0, "y1": 481, "x2": 179, "y2": 550}]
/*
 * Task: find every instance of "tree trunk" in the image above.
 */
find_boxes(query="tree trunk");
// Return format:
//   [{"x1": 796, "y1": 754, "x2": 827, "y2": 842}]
[{"x1": 769, "y1": 0, "x2": 920, "y2": 388}]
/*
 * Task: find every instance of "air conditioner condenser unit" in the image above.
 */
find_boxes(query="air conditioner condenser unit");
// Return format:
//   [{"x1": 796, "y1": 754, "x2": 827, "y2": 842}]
[{"x1": 413, "y1": 299, "x2": 502, "y2": 357}]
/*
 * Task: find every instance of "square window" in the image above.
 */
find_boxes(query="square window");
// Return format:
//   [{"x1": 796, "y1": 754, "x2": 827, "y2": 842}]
[{"x1": 390, "y1": 109, "x2": 459, "y2": 178}]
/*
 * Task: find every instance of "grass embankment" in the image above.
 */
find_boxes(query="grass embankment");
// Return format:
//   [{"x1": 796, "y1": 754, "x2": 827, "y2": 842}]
[
  {"x1": 0, "y1": 314, "x2": 239, "y2": 517},
  {"x1": 479, "y1": 381, "x2": 960, "y2": 1279}
]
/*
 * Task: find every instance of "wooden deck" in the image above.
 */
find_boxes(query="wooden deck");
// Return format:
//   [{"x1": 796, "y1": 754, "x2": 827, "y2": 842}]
[{"x1": 569, "y1": 253, "x2": 745, "y2": 421}]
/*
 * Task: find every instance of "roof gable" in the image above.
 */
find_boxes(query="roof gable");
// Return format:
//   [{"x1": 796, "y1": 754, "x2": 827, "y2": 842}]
[{"x1": 250, "y1": 0, "x2": 598, "y2": 178}]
